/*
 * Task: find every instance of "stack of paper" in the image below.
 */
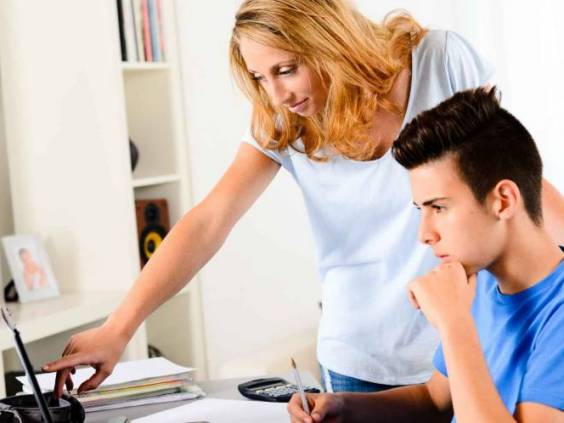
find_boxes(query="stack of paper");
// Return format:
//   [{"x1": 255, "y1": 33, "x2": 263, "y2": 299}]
[{"x1": 17, "y1": 357, "x2": 205, "y2": 411}]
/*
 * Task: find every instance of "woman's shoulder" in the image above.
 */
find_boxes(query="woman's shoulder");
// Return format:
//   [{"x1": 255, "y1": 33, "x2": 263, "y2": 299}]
[
  {"x1": 417, "y1": 29, "x2": 448, "y2": 51},
  {"x1": 414, "y1": 29, "x2": 494, "y2": 91},
  {"x1": 415, "y1": 29, "x2": 472, "y2": 61}
]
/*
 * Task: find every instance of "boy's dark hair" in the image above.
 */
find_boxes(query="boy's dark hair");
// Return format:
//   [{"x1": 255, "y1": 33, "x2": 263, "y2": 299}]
[{"x1": 392, "y1": 87, "x2": 543, "y2": 224}]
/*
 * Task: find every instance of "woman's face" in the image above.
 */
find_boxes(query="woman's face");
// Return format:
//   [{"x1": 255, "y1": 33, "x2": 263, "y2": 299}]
[{"x1": 239, "y1": 36, "x2": 328, "y2": 117}]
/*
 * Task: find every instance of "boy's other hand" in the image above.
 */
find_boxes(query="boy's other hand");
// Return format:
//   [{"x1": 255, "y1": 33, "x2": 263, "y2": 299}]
[{"x1": 288, "y1": 392, "x2": 345, "y2": 423}]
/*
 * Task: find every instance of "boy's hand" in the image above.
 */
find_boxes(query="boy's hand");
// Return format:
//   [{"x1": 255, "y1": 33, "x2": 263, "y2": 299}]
[
  {"x1": 408, "y1": 262, "x2": 477, "y2": 332},
  {"x1": 288, "y1": 392, "x2": 345, "y2": 423}
]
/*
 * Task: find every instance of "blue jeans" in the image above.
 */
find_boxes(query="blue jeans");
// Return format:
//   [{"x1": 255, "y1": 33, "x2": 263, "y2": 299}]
[{"x1": 320, "y1": 366, "x2": 401, "y2": 393}]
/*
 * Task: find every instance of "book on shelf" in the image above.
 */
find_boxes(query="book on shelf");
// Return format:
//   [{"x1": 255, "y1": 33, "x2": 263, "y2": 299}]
[
  {"x1": 132, "y1": 0, "x2": 145, "y2": 62},
  {"x1": 118, "y1": 0, "x2": 167, "y2": 63},
  {"x1": 141, "y1": 0, "x2": 152, "y2": 61},
  {"x1": 148, "y1": 0, "x2": 162, "y2": 61},
  {"x1": 120, "y1": 0, "x2": 138, "y2": 61},
  {"x1": 116, "y1": 0, "x2": 127, "y2": 61},
  {"x1": 157, "y1": 0, "x2": 166, "y2": 61},
  {"x1": 17, "y1": 357, "x2": 204, "y2": 412}
]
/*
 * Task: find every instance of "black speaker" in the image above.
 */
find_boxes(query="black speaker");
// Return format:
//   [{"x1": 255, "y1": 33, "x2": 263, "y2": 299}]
[{"x1": 135, "y1": 199, "x2": 170, "y2": 267}]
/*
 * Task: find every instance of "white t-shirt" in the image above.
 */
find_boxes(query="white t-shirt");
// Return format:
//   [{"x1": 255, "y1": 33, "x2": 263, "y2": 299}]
[{"x1": 243, "y1": 30, "x2": 494, "y2": 384}]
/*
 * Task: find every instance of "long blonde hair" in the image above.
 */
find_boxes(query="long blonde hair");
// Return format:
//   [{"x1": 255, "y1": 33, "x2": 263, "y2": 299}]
[{"x1": 230, "y1": 0, "x2": 427, "y2": 161}]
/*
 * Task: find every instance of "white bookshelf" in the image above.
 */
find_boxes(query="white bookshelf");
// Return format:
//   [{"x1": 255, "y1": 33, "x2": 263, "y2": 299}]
[
  {"x1": 0, "y1": 0, "x2": 206, "y2": 397},
  {"x1": 122, "y1": 0, "x2": 207, "y2": 378}
]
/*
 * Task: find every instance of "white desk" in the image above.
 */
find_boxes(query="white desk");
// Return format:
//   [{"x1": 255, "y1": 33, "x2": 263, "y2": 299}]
[{"x1": 85, "y1": 372, "x2": 320, "y2": 423}]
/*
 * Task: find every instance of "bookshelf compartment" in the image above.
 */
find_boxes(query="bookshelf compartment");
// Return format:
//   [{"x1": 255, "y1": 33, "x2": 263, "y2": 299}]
[
  {"x1": 123, "y1": 71, "x2": 177, "y2": 179},
  {"x1": 134, "y1": 181, "x2": 184, "y2": 228}
]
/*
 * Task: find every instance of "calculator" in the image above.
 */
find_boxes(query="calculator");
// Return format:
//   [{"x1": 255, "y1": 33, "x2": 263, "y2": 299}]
[{"x1": 237, "y1": 377, "x2": 320, "y2": 402}]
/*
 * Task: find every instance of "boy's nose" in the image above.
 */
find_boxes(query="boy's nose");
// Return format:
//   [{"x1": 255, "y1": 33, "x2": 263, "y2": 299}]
[{"x1": 419, "y1": 218, "x2": 439, "y2": 245}]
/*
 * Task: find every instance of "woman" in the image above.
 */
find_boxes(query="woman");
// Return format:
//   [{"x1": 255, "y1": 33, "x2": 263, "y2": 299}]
[{"x1": 44, "y1": 0, "x2": 564, "y2": 396}]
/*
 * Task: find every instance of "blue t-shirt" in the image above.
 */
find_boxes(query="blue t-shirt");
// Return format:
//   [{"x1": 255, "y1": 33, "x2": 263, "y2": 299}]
[{"x1": 434, "y1": 261, "x2": 564, "y2": 418}]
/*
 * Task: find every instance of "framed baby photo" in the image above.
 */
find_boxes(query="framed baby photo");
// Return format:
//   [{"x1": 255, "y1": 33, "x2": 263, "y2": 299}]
[{"x1": 1, "y1": 235, "x2": 60, "y2": 303}]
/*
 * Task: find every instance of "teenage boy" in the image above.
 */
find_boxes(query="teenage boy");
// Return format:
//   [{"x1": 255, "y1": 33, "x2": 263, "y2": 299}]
[{"x1": 288, "y1": 87, "x2": 563, "y2": 422}]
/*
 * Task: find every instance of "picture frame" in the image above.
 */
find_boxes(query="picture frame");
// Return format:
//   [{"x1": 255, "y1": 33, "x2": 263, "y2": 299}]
[{"x1": 1, "y1": 235, "x2": 60, "y2": 303}]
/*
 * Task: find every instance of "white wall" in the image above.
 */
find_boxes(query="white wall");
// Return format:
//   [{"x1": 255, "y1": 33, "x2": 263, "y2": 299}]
[{"x1": 176, "y1": 0, "x2": 564, "y2": 378}]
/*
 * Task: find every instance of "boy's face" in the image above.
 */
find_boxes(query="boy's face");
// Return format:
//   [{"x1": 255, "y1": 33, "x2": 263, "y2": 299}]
[{"x1": 410, "y1": 156, "x2": 504, "y2": 274}]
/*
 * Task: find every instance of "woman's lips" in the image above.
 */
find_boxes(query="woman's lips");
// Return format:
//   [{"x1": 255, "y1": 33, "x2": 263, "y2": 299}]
[{"x1": 289, "y1": 98, "x2": 309, "y2": 113}]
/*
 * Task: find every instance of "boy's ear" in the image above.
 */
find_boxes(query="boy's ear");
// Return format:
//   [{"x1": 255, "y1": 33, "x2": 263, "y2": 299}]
[{"x1": 489, "y1": 179, "x2": 520, "y2": 220}]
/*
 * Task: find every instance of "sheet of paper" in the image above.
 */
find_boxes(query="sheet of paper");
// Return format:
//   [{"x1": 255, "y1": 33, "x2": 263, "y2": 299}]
[
  {"x1": 17, "y1": 357, "x2": 194, "y2": 391},
  {"x1": 132, "y1": 398, "x2": 289, "y2": 423}
]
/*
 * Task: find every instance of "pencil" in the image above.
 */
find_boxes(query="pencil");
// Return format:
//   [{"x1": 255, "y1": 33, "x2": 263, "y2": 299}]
[{"x1": 290, "y1": 357, "x2": 310, "y2": 415}]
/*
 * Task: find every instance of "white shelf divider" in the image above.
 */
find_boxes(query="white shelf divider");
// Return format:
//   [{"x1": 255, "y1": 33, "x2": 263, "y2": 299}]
[
  {"x1": 132, "y1": 173, "x2": 181, "y2": 188},
  {"x1": 122, "y1": 62, "x2": 170, "y2": 72}
]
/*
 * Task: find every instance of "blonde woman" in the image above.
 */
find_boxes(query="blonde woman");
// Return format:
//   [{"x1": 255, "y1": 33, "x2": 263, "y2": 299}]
[{"x1": 45, "y1": 0, "x2": 564, "y2": 397}]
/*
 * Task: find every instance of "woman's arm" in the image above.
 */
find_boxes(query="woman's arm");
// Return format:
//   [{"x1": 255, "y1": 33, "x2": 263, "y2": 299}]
[
  {"x1": 542, "y1": 178, "x2": 564, "y2": 245},
  {"x1": 44, "y1": 143, "x2": 280, "y2": 396},
  {"x1": 102, "y1": 143, "x2": 280, "y2": 345}
]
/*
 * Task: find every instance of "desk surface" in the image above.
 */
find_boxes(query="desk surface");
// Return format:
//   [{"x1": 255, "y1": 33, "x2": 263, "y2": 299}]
[{"x1": 85, "y1": 372, "x2": 320, "y2": 422}]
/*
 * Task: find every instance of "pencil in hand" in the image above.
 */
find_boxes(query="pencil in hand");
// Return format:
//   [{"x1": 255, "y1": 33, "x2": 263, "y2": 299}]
[{"x1": 290, "y1": 357, "x2": 310, "y2": 415}]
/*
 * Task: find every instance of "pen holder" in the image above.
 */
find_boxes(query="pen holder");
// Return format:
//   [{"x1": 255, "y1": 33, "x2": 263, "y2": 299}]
[{"x1": 0, "y1": 393, "x2": 84, "y2": 423}]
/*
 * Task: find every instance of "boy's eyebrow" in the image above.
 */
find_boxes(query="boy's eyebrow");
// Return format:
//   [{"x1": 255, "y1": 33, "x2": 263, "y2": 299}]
[{"x1": 413, "y1": 197, "x2": 448, "y2": 207}]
